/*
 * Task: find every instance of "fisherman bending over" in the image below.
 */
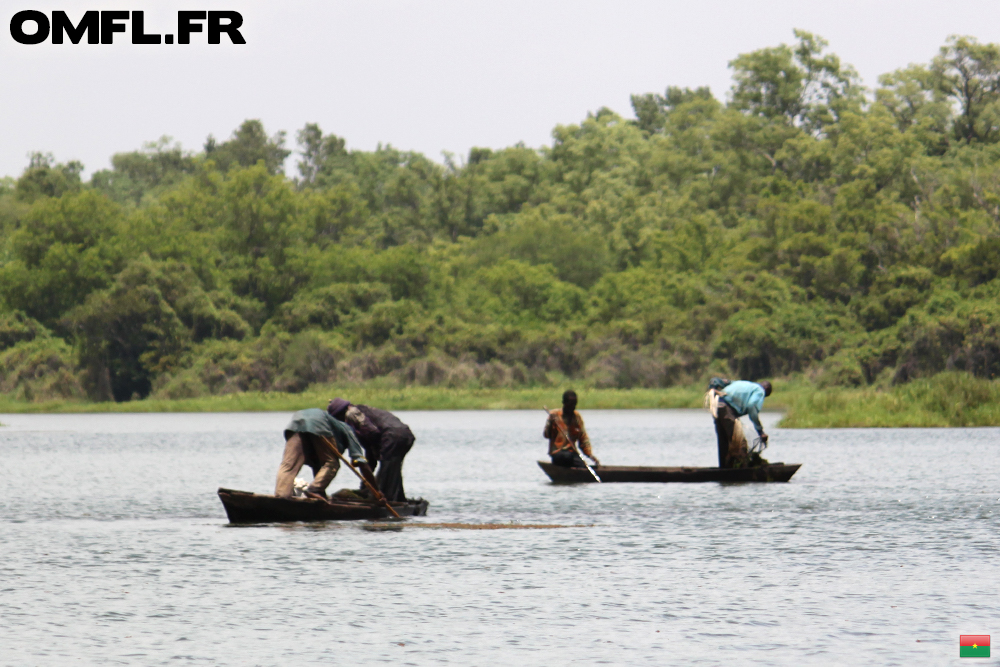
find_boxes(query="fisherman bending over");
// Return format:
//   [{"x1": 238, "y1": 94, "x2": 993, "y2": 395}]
[
  {"x1": 275, "y1": 408, "x2": 380, "y2": 500},
  {"x1": 544, "y1": 390, "x2": 600, "y2": 469},
  {"x1": 328, "y1": 398, "x2": 416, "y2": 503},
  {"x1": 707, "y1": 379, "x2": 772, "y2": 468}
]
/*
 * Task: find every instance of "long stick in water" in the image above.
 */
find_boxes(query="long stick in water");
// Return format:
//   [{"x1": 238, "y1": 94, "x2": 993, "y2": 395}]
[
  {"x1": 318, "y1": 435, "x2": 402, "y2": 519},
  {"x1": 543, "y1": 406, "x2": 601, "y2": 483}
]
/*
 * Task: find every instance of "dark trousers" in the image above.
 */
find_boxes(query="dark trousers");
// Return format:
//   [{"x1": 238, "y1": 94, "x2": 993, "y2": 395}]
[
  {"x1": 714, "y1": 403, "x2": 738, "y2": 469},
  {"x1": 551, "y1": 449, "x2": 586, "y2": 468},
  {"x1": 371, "y1": 427, "x2": 415, "y2": 502}
]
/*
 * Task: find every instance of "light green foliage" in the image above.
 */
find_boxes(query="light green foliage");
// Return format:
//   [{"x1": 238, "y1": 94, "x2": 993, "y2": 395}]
[
  {"x1": 876, "y1": 65, "x2": 952, "y2": 154},
  {"x1": 467, "y1": 260, "x2": 586, "y2": 325},
  {"x1": 0, "y1": 190, "x2": 124, "y2": 326},
  {"x1": 470, "y1": 210, "x2": 611, "y2": 288},
  {"x1": 729, "y1": 30, "x2": 863, "y2": 135},
  {"x1": 216, "y1": 163, "x2": 305, "y2": 316},
  {"x1": 64, "y1": 256, "x2": 250, "y2": 401},
  {"x1": 0, "y1": 337, "x2": 85, "y2": 401},
  {"x1": 2, "y1": 32, "x2": 1000, "y2": 415},
  {"x1": 0, "y1": 311, "x2": 49, "y2": 350},
  {"x1": 204, "y1": 120, "x2": 291, "y2": 175},
  {"x1": 296, "y1": 123, "x2": 349, "y2": 186},
  {"x1": 933, "y1": 36, "x2": 1000, "y2": 144},
  {"x1": 270, "y1": 282, "x2": 390, "y2": 333},
  {"x1": 91, "y1": 137, "x2": 197, "y2": 205},
  {"x1": 14, "y1": 153, "x2": 83, "y2": 203}
]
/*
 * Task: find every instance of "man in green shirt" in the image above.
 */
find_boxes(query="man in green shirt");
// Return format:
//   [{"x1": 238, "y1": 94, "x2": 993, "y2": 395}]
[{"x1": 275, "y1": 408, "x2": 381, "y2": 500}]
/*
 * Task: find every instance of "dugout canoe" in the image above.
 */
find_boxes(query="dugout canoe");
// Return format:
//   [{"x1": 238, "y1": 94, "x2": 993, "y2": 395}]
[
  {"x1": 537, "y1": 461, "x2": 801, "y2": 483},
  {"x1": 217, "y1": 487, "x2": 429, "y2": 524}
]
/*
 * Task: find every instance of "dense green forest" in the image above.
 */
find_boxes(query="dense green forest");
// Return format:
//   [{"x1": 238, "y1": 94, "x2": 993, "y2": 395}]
[{"x1": 3, "y1": 31, "x2": 1000, "y2": 404}]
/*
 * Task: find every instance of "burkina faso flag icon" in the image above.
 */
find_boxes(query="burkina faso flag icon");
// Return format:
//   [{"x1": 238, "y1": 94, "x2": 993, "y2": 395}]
[{"x1": 960, "y1": 635, "x2": 990, "y2": 658}]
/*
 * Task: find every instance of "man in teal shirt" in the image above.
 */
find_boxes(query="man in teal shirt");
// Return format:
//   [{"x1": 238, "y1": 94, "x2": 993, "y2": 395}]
[
  {"x1": 275, "y1": 408, "x2": 380, "y2": 500},
  {"x1": 714, "y1": 380, "x2": 772, "y2": 468}
]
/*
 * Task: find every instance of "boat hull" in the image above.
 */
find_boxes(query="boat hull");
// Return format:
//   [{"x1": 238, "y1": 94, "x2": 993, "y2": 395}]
[
  {"x1": 217, "y1": 487, "x2": 429, "y2": 523},
  {"x1": 537, "y1": 461, "x2": 801, "y2": 483}
]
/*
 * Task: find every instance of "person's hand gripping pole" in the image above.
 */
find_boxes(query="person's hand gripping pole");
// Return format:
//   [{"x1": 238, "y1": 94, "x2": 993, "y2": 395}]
[{"x1": 318, "y1": 435, "x2": 402, "y2": 519}]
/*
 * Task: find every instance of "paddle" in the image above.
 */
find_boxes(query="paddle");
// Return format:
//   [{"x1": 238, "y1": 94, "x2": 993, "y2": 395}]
[
  {"x1": 317, "y1": 435, "x2": 403, "y2": 519},
  {"x1": 543, "y1": 406, "x2": 601, "y2": 483}
]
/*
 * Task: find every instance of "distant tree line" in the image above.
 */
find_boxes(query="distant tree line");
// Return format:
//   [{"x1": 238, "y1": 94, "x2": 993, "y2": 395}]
[{"x1": 2, "y1": 30, "x2": 1000, "y2": 402}]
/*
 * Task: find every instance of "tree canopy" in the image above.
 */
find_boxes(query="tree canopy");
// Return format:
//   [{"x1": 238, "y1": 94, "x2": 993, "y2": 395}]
[{"x1": 3, "y1": 31, "x2": 1000, "y2": 402}]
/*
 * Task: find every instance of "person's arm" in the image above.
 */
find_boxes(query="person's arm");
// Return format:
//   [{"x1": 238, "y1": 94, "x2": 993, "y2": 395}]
[
  {"x1": 354, "y1": 461, "x2": 381, "y2": 496},
  {"x1": 543, "y1": 412, "x2": 555, "y2": 439},
  {"x1": 576, "y1": 413, "x2": 599, "y2": 466},
  {"x1": 746, "y1": 404, "x2": 764, "y2": 434},
  {"x1": 342, "y1": 424, "x2": 368, "y2": 466},
  {"x1": 747, "y1": 391, "x2": 767, "y2": 441},
  {"x1": 325, "y1": 414, "x2": 369, "y2": 465}
]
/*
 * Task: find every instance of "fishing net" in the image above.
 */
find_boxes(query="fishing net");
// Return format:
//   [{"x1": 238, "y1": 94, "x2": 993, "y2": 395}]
[{"x1": 747, "y1": 436, "x2": 769, "y2": 467}]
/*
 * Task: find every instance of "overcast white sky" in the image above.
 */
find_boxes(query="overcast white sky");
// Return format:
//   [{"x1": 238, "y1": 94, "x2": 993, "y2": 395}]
[{"x1": 4, "y1": 0, "x2": 1000, "y2": 179}]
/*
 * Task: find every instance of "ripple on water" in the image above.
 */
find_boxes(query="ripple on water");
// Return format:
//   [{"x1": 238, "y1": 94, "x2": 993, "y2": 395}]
[{"x1": 0, "y1": 411, "x2": 997, "y2": 665}]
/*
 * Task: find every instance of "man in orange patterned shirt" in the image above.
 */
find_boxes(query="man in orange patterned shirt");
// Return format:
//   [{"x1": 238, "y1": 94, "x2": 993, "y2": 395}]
[{"x1": 544, "y1": 390, "x2": 600, "y2": 469}]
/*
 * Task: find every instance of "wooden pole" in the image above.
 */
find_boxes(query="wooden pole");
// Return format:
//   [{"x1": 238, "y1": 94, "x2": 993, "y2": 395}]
[{"x1": 318, "y1": 435, "x2": 403, "y2": 519}]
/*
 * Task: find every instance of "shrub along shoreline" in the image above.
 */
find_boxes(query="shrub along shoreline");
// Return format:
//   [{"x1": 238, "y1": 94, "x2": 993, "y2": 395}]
[{"x1": 0, "y1": 373, "x2": 996, "y2": 428}]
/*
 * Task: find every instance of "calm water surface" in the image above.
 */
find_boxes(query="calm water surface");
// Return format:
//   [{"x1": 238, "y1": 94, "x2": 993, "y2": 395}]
[{"x1": 0, "y1": 410, "x2": 997, "y2": 666}]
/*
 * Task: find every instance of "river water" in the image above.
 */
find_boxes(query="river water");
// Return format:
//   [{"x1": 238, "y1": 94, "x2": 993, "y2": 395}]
[{"x1": 0, "y1": 410, "x2": 997, "y2": 666}]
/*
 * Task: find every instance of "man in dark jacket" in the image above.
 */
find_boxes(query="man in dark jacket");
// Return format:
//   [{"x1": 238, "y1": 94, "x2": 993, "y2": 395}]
[{"x1": 328, "y1": 398, "x2": 416, "y2": 502}]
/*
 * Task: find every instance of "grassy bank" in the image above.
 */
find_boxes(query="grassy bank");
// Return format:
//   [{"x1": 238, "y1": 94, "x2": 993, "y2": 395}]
[
  {"x1": 780, "y1": 373, "x2": 1000, "y2": 428},
  {"x1": 0, "y1": 385, "x2": 710, "y2": 414},
  {"x1": 0, "y1": 373, "x2": 997, "y2": 427}
]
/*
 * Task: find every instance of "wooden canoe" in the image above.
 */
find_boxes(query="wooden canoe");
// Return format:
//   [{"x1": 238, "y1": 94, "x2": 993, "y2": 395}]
[
  {"x1": 217, "y1": 487, "x2": 429, "y2": 524},
  {"x1": 537, "y1": 460, "x2": 801, "y2": 483}
]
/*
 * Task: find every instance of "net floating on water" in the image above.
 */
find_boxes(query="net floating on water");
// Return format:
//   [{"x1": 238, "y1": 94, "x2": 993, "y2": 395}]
[{"x1": 361, "y1": 522, "x2": 593, "y2": 531}]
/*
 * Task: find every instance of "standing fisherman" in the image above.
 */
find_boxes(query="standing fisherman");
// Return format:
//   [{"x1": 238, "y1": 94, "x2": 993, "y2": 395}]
[
  {"x1": 274, "y1": 408, "x2": 380, "y2": 500},
  {"x1": 706, "y1": 379, "x2": 772, "y2": 468},
  {"x1": 544, "y1": 390, "x2": 600, "y2": 469},
  {"x1": 327, "y1": 398, "x2": 416, "y2": 503}
]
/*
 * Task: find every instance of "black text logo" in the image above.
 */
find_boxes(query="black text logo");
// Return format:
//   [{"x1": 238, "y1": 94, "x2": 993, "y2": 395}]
[{"x1": 9, "y1": 10, "x2": 245, "y2": 45}]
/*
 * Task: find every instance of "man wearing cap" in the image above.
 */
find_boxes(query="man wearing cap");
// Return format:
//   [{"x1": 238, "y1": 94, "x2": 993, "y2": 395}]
[
  {"x1": 328, "y1": 398, "x2": 416, "y2": 503},
  {"x1": 544, "y1": 390, "x2": 600, "y2": 469},
  {"x1": 709, "y1": 379, "x2": 772, "y2": 468},
  {"x1": 274, "y1": 407, "x2": 381, "y2": 500}
]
